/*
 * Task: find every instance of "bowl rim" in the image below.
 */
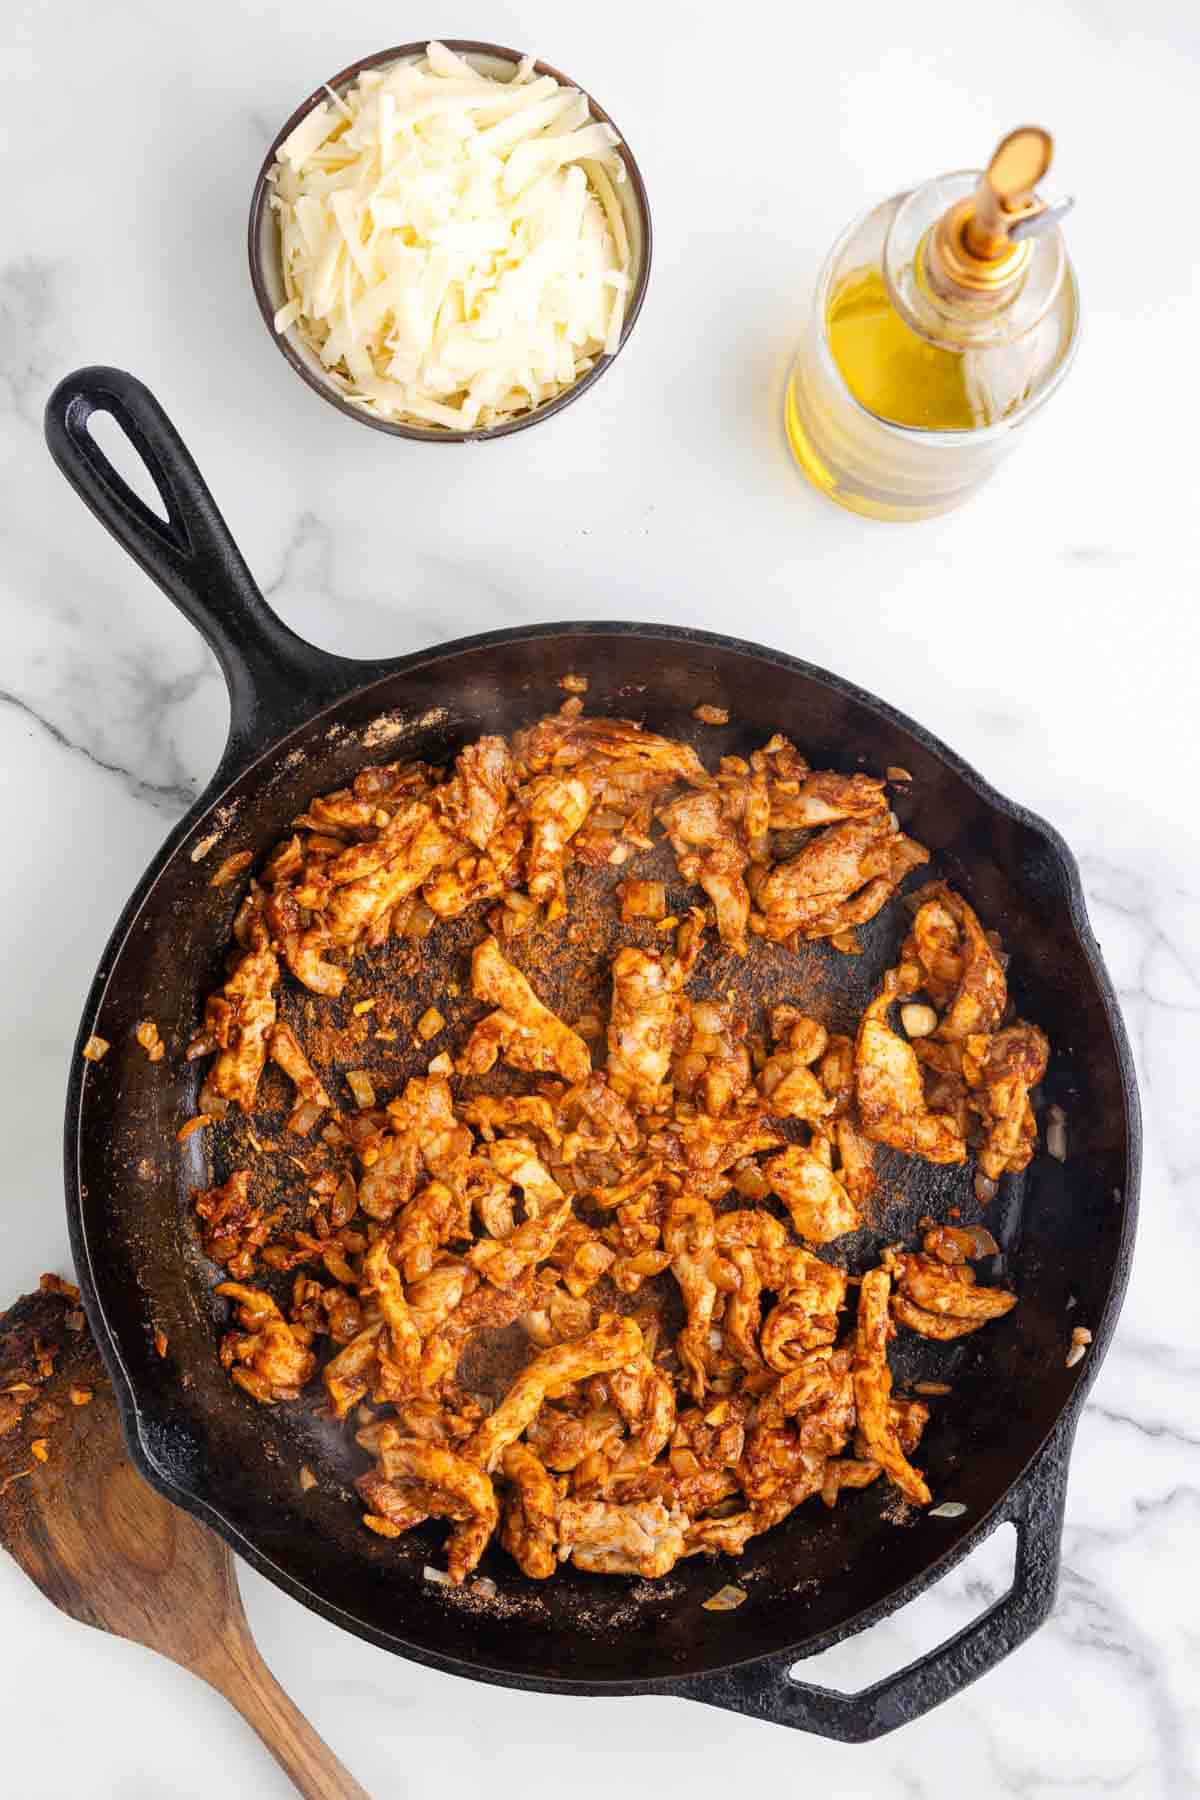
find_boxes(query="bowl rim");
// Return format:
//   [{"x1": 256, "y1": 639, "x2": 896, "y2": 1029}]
[{"x1": 246, "y1": 38, "x2": 654, "y2": 443}]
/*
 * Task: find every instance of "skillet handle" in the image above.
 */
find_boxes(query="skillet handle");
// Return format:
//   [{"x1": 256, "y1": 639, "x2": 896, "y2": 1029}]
[
  {"x1": 674, "y1": 1410, "x2": 1075, "y2": 1743},
  {"x1": 44, "y1": 365, "x2": 366, "y2": 769}
]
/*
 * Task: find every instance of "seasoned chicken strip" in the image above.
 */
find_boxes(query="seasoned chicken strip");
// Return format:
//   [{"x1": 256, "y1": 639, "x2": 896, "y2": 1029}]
[
  {"x1": 373, "y1": 1431, "x2": 500, "y2": 1583},
  {"x1": 892, "y1": 1292, "x2": 1003, "y2": 1340},
  {"x1": 437, "y1": 735, "x2": 513, "y2": 852},
  {"x1": 356, "y1": 1469, "x2": 431, "y2": 1538},
  {"x1": 834, "y1": 1116, "x2": 877, "y2": 1208},
  {"x1": 897, "y1": 1254, "x2": 1013, "y2": 1320},
  {"x1": 670, "y1": 1107, "x2": 781, "y2": 1187},
  {"x1": 462, "y1": 937, "x2": 591, "y2": 1084},
  {"x1": 763, "y1": 1143, "x2": 861, "y2": 1244},
  {"x1": 557, "y1": 1497, "x2": 687, "y2": 1577},
  {"x1": 905, "y1": 883, "x2": 1007, "y2": 1042},
  {"x1": 391, "y1": 1180, "x2": 468, "y2": 1283},
  {"x1": 968, "y1": 1023, "x2": 1049, "y2": 1180},
  {"x1": 526, "y1": 1400, "x2": 624, "y2": 1473},
  {"x1": 423, "y1": 819, "x2": 524, "y2": 919},
  {"x1": 755, "y1": 1244, "x2": 848, "y2": 1314},
  {"x1": 856, "y1": 969, "x2": 967, "y2": 1164},
  {"x1": 605, "y1": 1357, "x2": 677, "y2": 1482},
  {"x1": 549, "y1": 1219, "x2": 616, "y2": 1297},
  {"x1": 767, "y1": 770, "x2": 888, "y2": 829},
  {"x1": 758, "y1": 1026, "x2": 835, "y2": 1124},
  {"x1": 904, "y1": 891, "x2": 962, "y2": 999},
  {"x1": 745, "y1": 1244, "x2": 848, "y2": 1375},
  {"x1": 322, "y1": 1320, "x2": 384, "y2": 1418},
  {"x1": 759, "y1": 816, "x2": 928, "y2": 943},
  {"x1": 460, "y1": 1093, "x2": 562, "y2": 1146},
  {"x1": 468, "y1": 1197, "x2": 574, "y2": 1289},
  {"x1": 281, "y1": 927, "x2": 346, "y2": 998},
  {"x1": 466, "y1": 1315, "x2": 643, "y2": 1473},
  {"x1": 361, "y1": 1235, "x2": 421, "y2": 1375},
  {"x1": 485, "y1": 1139, "x2": 565, "y2": 1216},
  {"x1": 755, "y1": 1347, "x2": 847, "y2": 1431},
  {"x1": 820, "y1": 1458, "x2": 884, "y2": 1507},
  {"x1": 195, "y1": 945, "x2": 279, "y2": 1113},
  {"x1": 660, "y1": 789, "x2": 751, "y2": 954},
  {"x1": 268, "y1": 1020, "x2": 331, "y2": 1133},
  {"x1": 215, "y1": 1282, "x2": 315, "y2": 1402},
  {"x1": 405, "y1": 1262, "x2": 473, "y2": 1338},
  {"x1": 852, "y1": 1269, "x2": 931, "y2": 1506},
  {"x1": 358, "y1": 1075, "x2": 472, "y2": 1222},
  {"x1": 664, "y1": 1193, "x2": 722, "y2": 1400},
  {"x1": 714, "y1": 1209, "x2": 789, "y2": 1253},
  {"x1": 357, "y1": 1133, "x2": 421, "y2": 1223},
  {"x1": 500, "y1": 1443, "x2": 559, "y2": 1578},
  {"x1": 572, "y1": 1073, "x2": 640, "y2": 1153},
  {"x1": 605, "y1": 946, "x2": 688, "y2": 1109},
  {"x1": 325, "y1": 805, "x2": 457, "y2": 946},
  {"x1": 515, "y1": 715, "x2": 707, "y2": 788},
  {"x1": 685, "y1": 1458, "x2": 826, "y2": 1557},
  {"x1": 524, "y1": 773, "x2": 591, "y2": 918},
  {"x1": 722, "y1": 1244, "x2": 764, "y2": 1367}
]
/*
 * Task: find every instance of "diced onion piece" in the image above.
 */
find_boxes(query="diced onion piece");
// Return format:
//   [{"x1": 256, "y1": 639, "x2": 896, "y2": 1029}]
[
  {"x1": 702, "y1": 1584, "x2": 747, "y2": 1612},
  {"x1": 423, "y1": 1563, "x2": 453, "y2": 1585},
  {"x1": 618, "y1": 879, "x2": 667, "y2": 922},
  {"x1": 929, "y1": 1501, "x2": 967, "y2": 1519},
  {"x1": 520, "y1": 1310, "x2": 555, "y2": 1348},
  {"x1": 268, "y1": 43, "x2": 630, "y2": 431},
  {"x1": 900, "y1": 1003, "x2": 938, "y2": 1039},
  {"x1": 346, "y1": 1070, "x2": 376, "y2": 1110},
  {"x1": 1046, "y1": 1105, "x2": 1067, "y2": 1162},
  {"x1": 961, "y1": 1223, "x2": 1000, "y2": 1258},
  {"x1": 416, "y1": 1006, "x2": 445, "y2": 1042},
  {"x1": 670, "y1": 1447, "x2": 701, "y2": 1480},
  {"x1": 82, "y1": 1034, "x2": 110, "y2": 1062},
  {"x1": 400, "y1": 899, "x2": 437, "y2": 940}
]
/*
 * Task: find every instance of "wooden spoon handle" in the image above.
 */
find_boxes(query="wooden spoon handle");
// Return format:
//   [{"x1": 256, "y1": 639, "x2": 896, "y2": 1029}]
[{"x1": 200, "y1": 1630, "x2": 372, "y2": 1799}]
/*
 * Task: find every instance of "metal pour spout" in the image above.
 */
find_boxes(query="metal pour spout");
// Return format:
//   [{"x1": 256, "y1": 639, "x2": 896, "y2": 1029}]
[{"x1": 927, "y1": 126, "x2": 1068, "y2": 301}]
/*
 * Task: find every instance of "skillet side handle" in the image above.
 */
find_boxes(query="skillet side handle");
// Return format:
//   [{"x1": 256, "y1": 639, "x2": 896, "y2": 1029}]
[
  {"x1": 674, "y1": 1410, "x2": 1076, "y2": 1744},
  {"x1": 44, "y1": 366, "x2": 364, "y2": 767}
]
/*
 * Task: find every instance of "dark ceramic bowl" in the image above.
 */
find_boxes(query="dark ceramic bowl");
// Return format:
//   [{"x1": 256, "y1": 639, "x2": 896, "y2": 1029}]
[{"x1": 247, "y1": 40, "x2": 652, "y2": 443}]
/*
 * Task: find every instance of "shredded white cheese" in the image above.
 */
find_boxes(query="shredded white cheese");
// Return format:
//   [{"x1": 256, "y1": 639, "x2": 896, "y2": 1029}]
[{"x1": 269, "y1": 43, "x2": 631, "y2": 431}]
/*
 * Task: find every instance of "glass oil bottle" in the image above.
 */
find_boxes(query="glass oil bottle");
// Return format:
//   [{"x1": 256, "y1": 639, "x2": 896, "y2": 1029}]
[{"x1": 786, "y1": 128, "x2": 1079, "y2": 520}]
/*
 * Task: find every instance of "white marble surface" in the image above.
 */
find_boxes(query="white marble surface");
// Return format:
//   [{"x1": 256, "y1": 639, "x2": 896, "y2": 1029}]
[{"x1": 3, "y1": 0, "x2": 1199, "y2": 1793}]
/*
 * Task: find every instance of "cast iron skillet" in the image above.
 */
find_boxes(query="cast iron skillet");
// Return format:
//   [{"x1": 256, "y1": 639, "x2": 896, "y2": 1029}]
[{"x1": 45, "y1": 366, "x2": 1140, "y2": 1742}]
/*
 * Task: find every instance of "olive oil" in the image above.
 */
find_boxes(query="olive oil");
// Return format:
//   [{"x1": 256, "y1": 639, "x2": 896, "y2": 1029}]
[
  {"x1": 785, "y1": 128, "x2": 1079, "y2": 521},
  {"x1": 824, "y1": 268, "x2": 980, "y2": 431}
]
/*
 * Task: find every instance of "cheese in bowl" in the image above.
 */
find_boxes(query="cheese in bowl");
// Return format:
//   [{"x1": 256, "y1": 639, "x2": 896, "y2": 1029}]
[{"x1": 262, "y1": 41, "x2": 643, "y2": 435}]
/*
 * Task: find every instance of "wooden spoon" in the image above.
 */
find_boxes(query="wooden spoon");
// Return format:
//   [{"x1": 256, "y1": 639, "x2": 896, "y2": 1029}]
[{"x1": 0, "y1": 1280, "x2": 370, "y2": 1799}]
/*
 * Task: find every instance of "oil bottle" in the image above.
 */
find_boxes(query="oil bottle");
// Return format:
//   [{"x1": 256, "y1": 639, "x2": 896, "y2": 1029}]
[{"x1": 786, "y1": 128, "x2": 1079, "y2": 521}]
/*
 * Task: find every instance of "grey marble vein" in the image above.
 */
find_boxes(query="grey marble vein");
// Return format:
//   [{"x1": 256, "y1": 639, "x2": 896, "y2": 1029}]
[{"x1": 0, "y1": 683, "x2": 198, "y2": 813}]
